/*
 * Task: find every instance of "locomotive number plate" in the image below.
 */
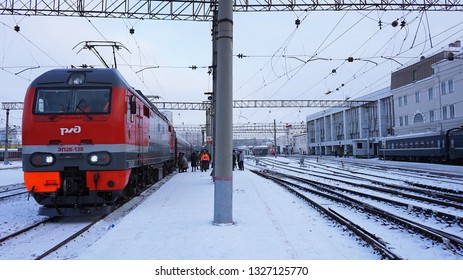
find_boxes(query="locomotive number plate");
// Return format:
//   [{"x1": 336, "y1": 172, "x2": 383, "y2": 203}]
[{"x1": 57, "y1": 146, "x2": 84, "y2": 153}]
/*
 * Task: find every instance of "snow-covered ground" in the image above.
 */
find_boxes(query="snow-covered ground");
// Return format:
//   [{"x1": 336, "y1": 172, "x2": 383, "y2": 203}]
[
  {"x1": 1, "y1": 158, "x2": 462, "y2": 279},
  {"x1": 0, "y1": 160, "x2": 23, "y2": 184}
]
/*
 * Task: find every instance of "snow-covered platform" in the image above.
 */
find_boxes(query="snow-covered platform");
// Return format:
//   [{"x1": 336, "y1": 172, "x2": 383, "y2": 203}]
[{"x1": 74, "y1": 166, "x2": 378, "y2": 260}]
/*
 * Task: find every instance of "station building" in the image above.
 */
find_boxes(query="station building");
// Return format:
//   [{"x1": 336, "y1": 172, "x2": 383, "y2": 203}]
[{"x1": 305, "y1": 41, "x2": 463, "y2": 158}]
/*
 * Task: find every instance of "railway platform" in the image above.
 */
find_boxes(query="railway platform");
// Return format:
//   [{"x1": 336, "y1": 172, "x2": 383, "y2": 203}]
[
  {"x1": 71, "y1": 157, "x2": 463, "y2": 261},
  {"x1": 74, "y1": 162, "x2": 377, "y2": 260}
]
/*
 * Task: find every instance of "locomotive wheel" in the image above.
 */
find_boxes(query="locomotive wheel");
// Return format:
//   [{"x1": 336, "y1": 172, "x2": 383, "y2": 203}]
[{"x1": 120, "y1": 171, "x2": 138, "y2": 201}]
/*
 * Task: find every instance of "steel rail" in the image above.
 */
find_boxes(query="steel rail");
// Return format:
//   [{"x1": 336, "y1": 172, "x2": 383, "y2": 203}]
[
  {"x1": 251, "y1": 169, "x2": 403, "y2": 260},
  {"x1": 254, "y1": 169, "x2": 463, "y2": 252}
]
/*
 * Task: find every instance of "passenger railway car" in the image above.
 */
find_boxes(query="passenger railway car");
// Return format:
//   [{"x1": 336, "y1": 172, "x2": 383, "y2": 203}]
[
  {"x1": 22, "y1": 68, "x2": 180, "y2": 216},
  {"x1": 378, "y1": 126, "x2": 463, "y2": 164},
  {"x1": 448, "y1": 127, "x2": 463, "y2": 162},
  {"x1": 0, "y1": 149, "x2": 22, "y2": 161},
  {"x1": 252, "y1": 145, "x2": 270, "y2": 156}
]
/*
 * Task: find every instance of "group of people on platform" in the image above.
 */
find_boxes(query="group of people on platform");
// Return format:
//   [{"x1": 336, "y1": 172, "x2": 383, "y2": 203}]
[
  {"x1": 177, "y1": 150, "x2": 211, "y2": 173},
  {"x1": 178, "y1": 149, "x2": 246, "y2": 173},
  {"x1": 232, "y1": 150, "x2": 245, "y2": 171}
]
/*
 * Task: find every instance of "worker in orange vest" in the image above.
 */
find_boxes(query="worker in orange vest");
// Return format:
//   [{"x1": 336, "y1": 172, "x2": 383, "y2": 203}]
[{"x1": 200, "y1": 152, "x2": 210, "y2": 172}]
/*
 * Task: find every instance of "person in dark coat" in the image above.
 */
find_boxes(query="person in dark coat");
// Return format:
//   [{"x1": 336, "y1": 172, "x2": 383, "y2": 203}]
[
  {"x1": 177, "y1": 152, "x2": 184, "y2": 173},
  {"x1": 232, "y1": 150, "x2": 237, "y2": 171},
  {"x1": 190, "y1": 151, "x2": 198, "y2": 172}
]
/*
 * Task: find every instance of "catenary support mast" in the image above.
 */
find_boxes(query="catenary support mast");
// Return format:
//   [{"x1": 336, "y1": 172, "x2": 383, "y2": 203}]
[{"x1": 213, "y1": 0, "x2": 233, "y2": 225}]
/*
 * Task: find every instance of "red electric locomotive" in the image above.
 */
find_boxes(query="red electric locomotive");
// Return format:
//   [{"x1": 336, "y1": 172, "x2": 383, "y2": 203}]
[{"x1": 22, "y1": 68, "x2": 178, "y2": 216}]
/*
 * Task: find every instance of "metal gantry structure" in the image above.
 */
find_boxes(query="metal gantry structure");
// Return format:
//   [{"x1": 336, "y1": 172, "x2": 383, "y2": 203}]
[
  {"x1": 1, "y1": 102, "x2": 24, "y2": 110},
  {"x1": 1, "y1": 0, "x2": 462, "y2": 20},
  {"x1": 1, "y1": 99, "x2": 360, "y2": 138},
  {"x1": 151, "y1": 99, "x2": 371, "y2": 111},
  {"x1": 175, "y1": 121, "x2": 306, "y2": 143},
  {"x1": 0, "y1": 99, "x2": 334, "y2": 145}
]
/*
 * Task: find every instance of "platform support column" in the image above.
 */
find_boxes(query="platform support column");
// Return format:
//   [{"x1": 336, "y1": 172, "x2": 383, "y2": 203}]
[{"x1": 213, "y1": 0, "x2": 233, "y2": 225}]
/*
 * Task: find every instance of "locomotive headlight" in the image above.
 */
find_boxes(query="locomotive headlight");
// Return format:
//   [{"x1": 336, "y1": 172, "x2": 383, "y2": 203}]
[
  {"x1": 45, "y1": 155, "x2": 54, "y2": 164},
  {"x1": 87, "y1": 151, "x2": 111, "y2": 166},
  {"x1": 30, "y1": 153, "x2": 56, "y2": 167},
  {"x1": 89, "y1": 154, "x2": 99, "y2": 163}
]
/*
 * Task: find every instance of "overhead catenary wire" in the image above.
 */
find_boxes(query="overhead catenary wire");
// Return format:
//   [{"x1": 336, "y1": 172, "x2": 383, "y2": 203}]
[
  {"x1": 235, "y1": 11, "x2": 373, "y2": 122},
  {"x1": 233, "y1": 11, "x2": 463, "y2": 124},
  {"x1": 0, "y1": 19, "x2": 64, "y2": 76}
]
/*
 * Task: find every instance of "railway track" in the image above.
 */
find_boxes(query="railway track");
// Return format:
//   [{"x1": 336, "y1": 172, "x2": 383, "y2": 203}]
[
  {"x1": 262, "y1": 157, "x2": 463, "y2": 188},
  {"x1": 0, "y1": 172, "x2": 172, "y2": 259},
  {"x1": 0, "y1": 183, "x2": 28, "y2": 200},
  {"x1": 258, "y1": 158, "x2": 463, "y2": 209},
  {"x1": 250, "y1": 167, "x2": 463, "y2": 259},
  {"x1": 0, "y1": 215, "x2": 105, "y2": 260},
  {"x1": 255, "y1": 159, "x2": 463, "y2": 227},
  {"x1": 301, "y1": 156, "x2": 463, "y2": 183}
]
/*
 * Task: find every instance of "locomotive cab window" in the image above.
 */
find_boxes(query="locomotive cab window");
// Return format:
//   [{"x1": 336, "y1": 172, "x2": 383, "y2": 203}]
[
  {"x1": 127, "y1": 95, "x2": 136, "y2": 122},
  {"x1": 75, "y1": 89, "x2": 111, "y2": 113},
  {"x1": 34, "y1": 88, "x2": 111, "y2": 115}
]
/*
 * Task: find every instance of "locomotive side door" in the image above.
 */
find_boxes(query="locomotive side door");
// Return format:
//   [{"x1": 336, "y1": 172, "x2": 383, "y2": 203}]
[
  {"x1": 127, "y1": 95, "x2": 143, "y2": 167},
  {"x1": 136, "y1": 103, "x2": 143, "y2": 164}
]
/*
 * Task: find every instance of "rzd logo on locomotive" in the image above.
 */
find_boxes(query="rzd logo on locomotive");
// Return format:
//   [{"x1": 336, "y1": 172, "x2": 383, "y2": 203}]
[{"x1": 60, "y1": 125, "x2": 82, "y2": 136}]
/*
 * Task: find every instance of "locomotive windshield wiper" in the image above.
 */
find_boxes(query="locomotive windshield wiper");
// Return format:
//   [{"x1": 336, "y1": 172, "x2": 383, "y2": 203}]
[
  {"x1": 75, "y1": 99, "x2": 85, "y2": 112},
  {"x1": 75, "y1": 99, "x2": 93, "y2": 120}
]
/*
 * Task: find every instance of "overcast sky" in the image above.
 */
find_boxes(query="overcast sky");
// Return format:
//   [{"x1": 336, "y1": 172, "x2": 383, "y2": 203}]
[{"x1": 1, "y1": 9, "x2": 462, "y2": 128}]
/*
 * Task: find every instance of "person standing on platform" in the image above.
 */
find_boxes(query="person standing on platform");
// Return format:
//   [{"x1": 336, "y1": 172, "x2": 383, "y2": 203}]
[
  {"x1": 232, "y1": 150, "x2": 237, "y2": 171},
  {"x1": 177, "y1": 152, "x2": 184, "y2": 173},
  {"x1": 238, "y1": 150, "x2": 245, "y2": 171},
  {"x1": 190, "y1": 151, "x2": 198, "y2": 172},
  {"x1": 181, "y1": 153, "x2": 189, "y2": 172},
  {"x1": 200, "y1": 151, "x2": 210, "y2": 172}
]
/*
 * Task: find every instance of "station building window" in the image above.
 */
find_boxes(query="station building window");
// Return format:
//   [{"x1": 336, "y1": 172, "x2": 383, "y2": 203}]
[
  {"x1": 428, "y1": 88, "x2": 434, "y2": 100},
  {"x1": 450, "y1": 104, "x2": 455, "y2": 119},
  {"x1": 429, "y1": 110, "x2": 435, "y2": 122},
  {"x1": 413, "y1": 113, "x2": 424, "y2": 124}
]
